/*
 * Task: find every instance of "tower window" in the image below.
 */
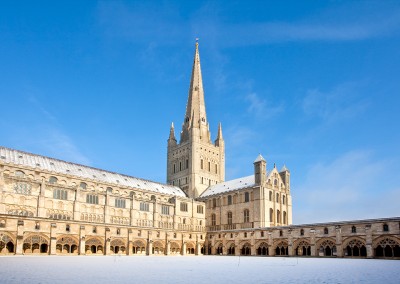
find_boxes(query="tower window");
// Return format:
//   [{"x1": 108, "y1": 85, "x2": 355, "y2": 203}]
[
  {"x1": 197, "y1": 205, "x2": 204, "y2": 214},
  {"x1": 351, "y1": 226, "x2": 356, "y2": 233},
  {"x1": 215, "y1": 164, "x2": 218, "y2": 174},
  {"x1": 383, "y1": 224, "x2": 389, "y2": 232},
  {"x1": 324, "y1": 227, "x2": 329, "y2": 234},
  {"x1": 173, "y1": 164, "x2": 176, "y2": 173},
  {"x1": 244, "y1": 209, "x2": 250, "y2": 223},
  {"x1": 179, "y1": 162, "x2": 182, "y2": 171},
  {"x1": 244, "y1": 192, "x2": 250, "y2": 202},
  {"x1": 186, "y1": 159, "x2": 189, "y2": 169},
  {"x1": 201, "y1": 159, "x2": 203, "y2": 170},
  {"x1": 227, "y1": 195, "x2": 232, "y2": 205},
  {"x1": 300, "y1": 229, "x2": 304, "y2": 236},
  {"x1": 180, "y1": 202, "x2": 188, "y2": 212}
]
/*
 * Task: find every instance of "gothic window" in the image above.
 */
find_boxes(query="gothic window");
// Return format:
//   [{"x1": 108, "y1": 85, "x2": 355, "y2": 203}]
[
  {"x1": 162, "y1": 205, "x2": 170, "y2": 215},
  {"x1": 201, "y1": 159, "x2": 203, "y2": 170},
  {"x1": 66, "y1": 224, "x2": 70, "y2": 232},
  {"x1": 86, "y1": 194, "x2": 99, "y2": 205},
  {"x1": 183, "y1": 218, "x2": 186, "y2": 224},
  {"x1": 261, "y1": 231, "x2": 264, "y2": 237},
  {"x1": 276, "y1": 193, "x2": 279, "y2": 203},
  {"x1": 277, "y1": 210, "x2": 281, "y2": 223},
  {"x1": 269, "y1": 191, "x2": 272, "y2": 201},
  {"x1": 117, "y1": 228, "x2": 120, "y2": 235},
  {"x1": 35, "y1": 222, "x2": 40, "y2": 230},
  {"x1": 324, "y1": 227, "x2": 329, "y2": 234},
  {"x1": 383, "y1": 224, "x2": 389, "y2": 232},
  {"x1": 14, "y1": 182, "x2": 31, "y2": 195},
  {"x1": 211, "y1": 214, "x2": 216, "y2": 226},
  {"x1": 283, "y1": 211, "x2": 287, "y2": 224},
  {"x1": 49, "y1": 176, "x2": 58, "y2": 184},
  {"x1": 352, "y1": 226, "x2": 357, "y2": 233},
  {"x1": 300, "y1": 229, "x2": 304, "y2": 236},
  {"x1": 227, "y1": 212, "x2": 233, "y2": 225},
  {"x1": 244, "y1": 209, "x2": 250, "y2": 223},
  {"x1": 80, "y1": 182, "x2": 87, "y2": 189},
  {"x1": 244, "y1": 192, "x2": 250, "y2": 203},
  {"x1": 179, "y1": 162, "x2": 182, "y2": 171},
  {"x1": 173, "y1": 164, "x2": 176, "y2": 173},
  {"x1": 227, "y1": 195, "x2": 232, "y2": 205},
  {"x1": 197, "y1": 205, "x2": 204, "y2": 214},
  {"x1": 208, "y1": 162, "x2": 211, "y2": 171},
  {"x1": 53, "y1": 188, "x2": 68, "y2": 200},
  {"x1": 115, "y1": 198, "x2": 126, "y2": 208},
  {"x1": 215, "y1": 164, "x2": 218, "y2": 174},
  {"x1": 140, "y1": 202, "x2": 150, "y2": 212},
  {"x1": 282, "y1": 195, "x2": 286, "y2": 205},
  {"x1": 269, "y1": 208, "x2": 274, "y2": 222},
  {"x1": 274, "y1": 179, "x2": 278, "y2": 186},
  {"x1": 279, "y1": 230, "x2": 283, "y2": 237},
  {"x1": 244, "y1": 232, "x2": 247, "y2": 238},
  {"x1": 212, "y1": 198, "x2": 217, "y2": 208},
  {"x1": 180, "y1": 202, "x2": 188, "y2": 212},
  {"x1": 186, "y1": 159, "x2": 189, "y2": 169},
  {"x1": 93, "y1": 226, "x2": 97, "y2": 233}
]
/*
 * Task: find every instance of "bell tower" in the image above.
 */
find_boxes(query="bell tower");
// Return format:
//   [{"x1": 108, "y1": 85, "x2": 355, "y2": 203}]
[{"x1": 167, "y1": 41, "x2": 225, "y2": 198}]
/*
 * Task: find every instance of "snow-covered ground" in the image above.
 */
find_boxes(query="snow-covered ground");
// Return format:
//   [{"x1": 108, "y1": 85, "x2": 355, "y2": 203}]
[{"x1": 0, "y1": 256, "x2": 399, "y2": 283}]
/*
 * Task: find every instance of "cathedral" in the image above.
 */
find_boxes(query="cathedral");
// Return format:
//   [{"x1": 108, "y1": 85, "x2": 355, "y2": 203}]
[{"x1": 0, "y1": 42, "x2": 399, "y2": 258}]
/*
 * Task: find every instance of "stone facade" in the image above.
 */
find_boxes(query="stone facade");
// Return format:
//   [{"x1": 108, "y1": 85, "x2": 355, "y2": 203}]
[{"x1": 0, "y1": 41, "x2": 398, "y2": 258}]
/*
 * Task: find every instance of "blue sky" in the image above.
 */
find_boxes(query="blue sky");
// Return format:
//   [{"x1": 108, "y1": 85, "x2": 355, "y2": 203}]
[{"x1": 1, "y1": 1, "x2": 399, "y2": 224}]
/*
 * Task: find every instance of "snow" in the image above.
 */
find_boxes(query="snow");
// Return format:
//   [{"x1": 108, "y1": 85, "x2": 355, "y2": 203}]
[{"x1": 0, "y1": 256, "x2": 399, "y2": 283}]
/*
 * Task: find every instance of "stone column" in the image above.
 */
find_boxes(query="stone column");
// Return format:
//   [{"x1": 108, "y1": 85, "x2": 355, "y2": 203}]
[
  {"x1": 73, "y1": 188, "x2": 80, "y2": 221},
  {"x1": 37, "y1": 179, "x2": 46, "y2": 218},
  {"x1": 127, "y1": 229, "x2": 133, "y2": 256},
  {"x1": 79, "y1": 225, "x2": 86, "y2": 255},
  {"x1": 166, "y1": 241, "x2": 171, "y2": 255},
  {"x1": 310, "y1": 229, "x2": 316, "y2": 256},
  {"x1": 49, "y1": 223, "x2": 57, "y2": 255},
  {"x1": 267, "y1": 232, "x2": 273, "y2": 256},
  {"x1": 250, "y1": 233, "x2": 256, "y2": 256},
  {"x1": 147, "y1": 240, "x2": 153, "y2": 256},
  {"x1": 182, "y1": 241, "x2": 187, "y2": 255},
  {"x1": 105, "y1": 228, "x2": 111, "y2": 255},
  {"x1": 234, "y1": 236, "x2": 240, "y2": 256},
  {"x1": 15, "y1": 220, "x2": 25, "y2": 255},
  {"x1": 288, "y1": 229, "x2": 293, "y2": 256},
  {"x1": 222, "y1": 237, "x2": 227, "y2": 256},
  {"x1": 335, "y1": 226, "x2": 343, "y2": 257},
  {"x1": 365, "y1": 224, "x2": 373, "y2": 258}
]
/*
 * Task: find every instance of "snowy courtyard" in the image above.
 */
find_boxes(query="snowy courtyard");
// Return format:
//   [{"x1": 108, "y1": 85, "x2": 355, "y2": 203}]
[{"x1": 0, "y1": 256, "x2": 399, "y2": 283}]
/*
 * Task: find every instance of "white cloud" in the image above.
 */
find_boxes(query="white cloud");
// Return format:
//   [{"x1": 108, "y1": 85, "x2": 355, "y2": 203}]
[
  {"x1": 245, "y1": 93, "x2": 283, "y2": 119},
  {"x1": 294, "y1": 150, "x2": 399, "y2": 224}
]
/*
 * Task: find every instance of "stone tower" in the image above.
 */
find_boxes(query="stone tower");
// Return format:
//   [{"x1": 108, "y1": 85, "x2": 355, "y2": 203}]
[{"x1": 167, "y1": 41, "x2": 225, "y2": 198}]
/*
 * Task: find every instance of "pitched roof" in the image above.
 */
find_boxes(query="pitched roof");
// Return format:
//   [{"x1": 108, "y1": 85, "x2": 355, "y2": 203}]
[
  {"x1": 199, "y1": 175, "x2": 256, "y2": 198},
  {"x1": 254, "y1": 154, "x2": 265, "y2": 163},
  {"x1": 0, "y1": 146, "x2": 186, "y2": 197}
]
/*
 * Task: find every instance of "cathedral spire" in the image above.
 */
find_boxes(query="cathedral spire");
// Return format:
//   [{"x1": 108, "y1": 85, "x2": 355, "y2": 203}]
[
  {"x1": 215, "y1": 122, "x2": 224, "y2": 146},
  {"x1": 181, "y1": 41, "x2": 208, "y2": 142},
  {"x1": 168, "y1": 122, "x2": 177, "y2": 146}
]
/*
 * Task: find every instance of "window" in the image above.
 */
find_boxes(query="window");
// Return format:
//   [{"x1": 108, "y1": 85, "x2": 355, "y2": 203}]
[
  {"x1": 279, "y1": 230, "x2": 283, "y2": 237},
  {"x1": 93, "y1": 226, "x2": 97, "y2": 233},
  {"x1": 49, "y1": 176, "x2": 58, "y2": 184},
  {"x1": 227, "y1": 195, "x2": 232, "y2": 205},
  {"x1": 351, "y1": 226, "x2": 356, "y2": 233},
  {"x1": 173, "y1": 233, "x2": 177, "y2": 238},
  {"x1": 117, "y1": 228, "x2": 120, "y2": 235},
  {"x1": 173, "y1": 164, "x2": 176, "y2": 173},
  {"x1": 162, "y1": 205, "x2": 170, "y2": 215},
  {"x1": 186, "y1": 159, "x2": 189, "y2": 169},
  {"x1": 244, "y1": 232, "x2": 247, "y2": 238},
  {"x1": 274, "y1": 179, "x2": 278, "y2": 186},
  {"x1": 66, "y1": 224, "x2": 70, "y2": 232},
  {"x1": 15, "y1": 170, "x2": 25, "y2": 177},
  {"x1": 86, "y1": 194, "x2": 99, "y2": 205},
  {"x1": 244, "y1": 192, "x2": 250, "y2": 202},
  {"x1": 300, "y1": 229, "x2": 304, "y2": 236},
  {"x1": 283, "y1": 211, "x2": 287, "y2": 224},
  {"x1": 324, "y1": 227, "x2": 329, "y2": 234},
  {"x1": 212, "y1": 198, "x2": 217, "y2": 208},
  {"x1": 180, "y1": 202, "x2": 188, "y2": 212},
  {"x1": 383, "y1": 224, "x2": 389, "y2": 232},
  {"x1": 269, "y1": 208, "x2": 274, "y2": 222},
  {"x1": 211, "y1": 214, "x2": 216, "y2": 226},
  {"x1": 244, "y1": 209, "x2": 250, "y2": 223},
  {"x1": 80, "y1": 182, "x2": 87, "y2": 189},
  {"x1": 140, "y1": 202, "x2": 150, "y2": 212},
  {"x1": 227, "y1": 212, "x2": 232, "y2": 225},
  {"x1": 261, "y1": 231, "x2": 264, "y2": 237},
  {"x1": 14, "y1": 182, "x2": 31, "y2": 195},
  {"x1": 53, "y1": 188, "x2": 68, "y2": 200},
  {"x1": 208, "y1": 162, "x2": 211, "y2": 171},
  {"x1": 269, "y1": 191, "x2": 272, "y2": 201},
  {"x1": 179, "y1": 162, "x2": 182, "y2": 171},
  {"x1": 115, "y1": 198, "x2": 126, "y2": 208},
  {"x1": 201, "y1": 159, "x2": 203, "y2": 170},
  {"x1": 276, "y1": 193, "x2": 279, "y2": 203},
  {"x1": 35, "y1": 222, "x2": 40, "y2": 230},
  {"x1": 183, "y1": 218, "x2": 186, "y2": 224},
  {"x1": 215, "y1": 164, "x2": 218, "y2": 174},
  {"x1": 197, "y1": 205, "x2": 204, "y2": 214},
  {"x1": 282, "y1": 195, "x2": 286, "y2": 205}
]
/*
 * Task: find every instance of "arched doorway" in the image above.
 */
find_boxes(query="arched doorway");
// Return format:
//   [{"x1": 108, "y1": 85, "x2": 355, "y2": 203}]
[
  {"x1": 374, "y1": 237, "x2": 400, "y2": 258},
  {"x1": 170, "y1": 242, "x2": 181, "y2": 255},
  {"x1": 186, "y1": 243, "x2": 195, "y2": 255},
  {"x1": 295, "y1": 240, "x2": 311, "y2": 256},
  {"x1": 85, "y1": 238, "x2": 103, "y2": 255},
  {"x1": 110, "y1": 239, "x2": 126, "y2": 255},
  {"x1": 227, "y1": 243, "x2": 235, "y2": 255},
  {"x1": 56, "y1": 236, "x2": 78, "y2": 254},
  {"x1": 344, "y1": 239, "x2": 367, "y2": 257},
  {"x1": 274, "y1": 241, "x2": 288, "y2": 256},
  {"x1": 318, "y1": 239, "x2": 336, "y2": 257},
  {"x1": 0, "y1": 233, "x2": 15, "y2": 254},
  {"x1": 241, "y1": 243, "x2": 251, "y2": 256},
  {"x1": 216, "y1": 243, "x2": 223, "y2": 255}
]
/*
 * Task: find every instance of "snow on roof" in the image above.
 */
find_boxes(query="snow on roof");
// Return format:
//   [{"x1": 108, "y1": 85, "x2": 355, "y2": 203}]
[
  {"x1": 253, "y1": 154, "x2": 265, "y2": 163},
  {"x1": 199, "y1": 175, "x2": 256, "y2": 198},
  {"x1": 0, "y1": 146, "x2": 186, "y2": 197}
]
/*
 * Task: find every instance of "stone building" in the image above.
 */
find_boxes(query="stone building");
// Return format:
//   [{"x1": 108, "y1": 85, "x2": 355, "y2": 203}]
[{"x1": 0, "y1": 41, "x2": 399, "y2": 258}]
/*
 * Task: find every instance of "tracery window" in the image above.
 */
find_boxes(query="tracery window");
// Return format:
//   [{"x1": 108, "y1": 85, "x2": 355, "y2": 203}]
[
  {"x1": 115, "y1": 198, "x2": 126, "y2": 208},
  {"x1": 180, "y1": 202, "x2": 188, "y2": 212},
  {"x1": 86, "y1": 194, "x2": 99, "y2": 205},
  {"x1": 53, "y1": 188, "x2": 68, "y2": 200},
  {"x1": 14, "y1": 182, "x2": 31, "y2": 195},
  {"x1": 140, "y1": 202, "x2": 150, "y2": 212},
  {"x1": 282, "y1": 195, "x2": 286, "y2": 205}
]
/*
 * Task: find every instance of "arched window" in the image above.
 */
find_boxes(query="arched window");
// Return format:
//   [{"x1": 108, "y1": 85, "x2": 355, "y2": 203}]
[
  {"x1": 211, "y1": 214, "x2": 216, "y2": 226},
  {"x1": 15, "y1": 170, "x2": 25, "y2": 177},
  {"x1": 269, "y1": 208, "x2": 274, "y2": 222},
  {"x1": 324, "y1": 227, "x2": 329, "y2": 234},
  {"x1": 282, "y1": 195, "x2": 286, "y2": 205},
  {"x1": 66, "y1": 224, "x2": 70, "y2": 232},
  {"x1": 383, "y1": 224, "x2": 389, "y2": 232},
  {"x1": 243, "y1": 209, "x2": 250, "y2": 223},
  {"x1": 49, "y1": 176, "x2": 58, "y2": 184},
  {"x1": 183, "y1": 218, "x2": 186, "y2": 225},
  {"x1": 269, "y1": 191, "x2": 272, "y2": 201},
  {"x1": 80, "y1": 182, "x2": 87, "y2": 189},
  {"x1": 212, "y1": 198, "x2": 217, "y2": 208},
  {"x1": 274, "y1": 179, "x2": 277, "y2": 186},
  {"x1": 244, "y1": 192, "x2": 250, "y2": 202},
  {"x1": 117, "y1": 228, "x2": 120, "y2": 235},
  {"x1": 227, "y1": 212, "x2": 232, "y2": 225},
  {"x1": 352, "y1": 226, "x2": 357, "y2": 233},
  {"x1": 276, "y1": 193, "x2": 279, "y2": 203},
  {"x1": 227, "y1": 195, "x2": 232, "y2": 205},
  {"x1": 93, "y1": 226, "x2": 97, "y2": 233},
  {"x1": 277, "y1": 210, "x2": 281, "y2": 223},
  {"x1": 279, "y1": 230, "x2": 283, "y2": 237},
  {"x1": 283, "y1": 211, "x2": 287, "y2": 224},
  {"x1": 300, "y1": 229, "x2": 304, "y2": 236}
]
